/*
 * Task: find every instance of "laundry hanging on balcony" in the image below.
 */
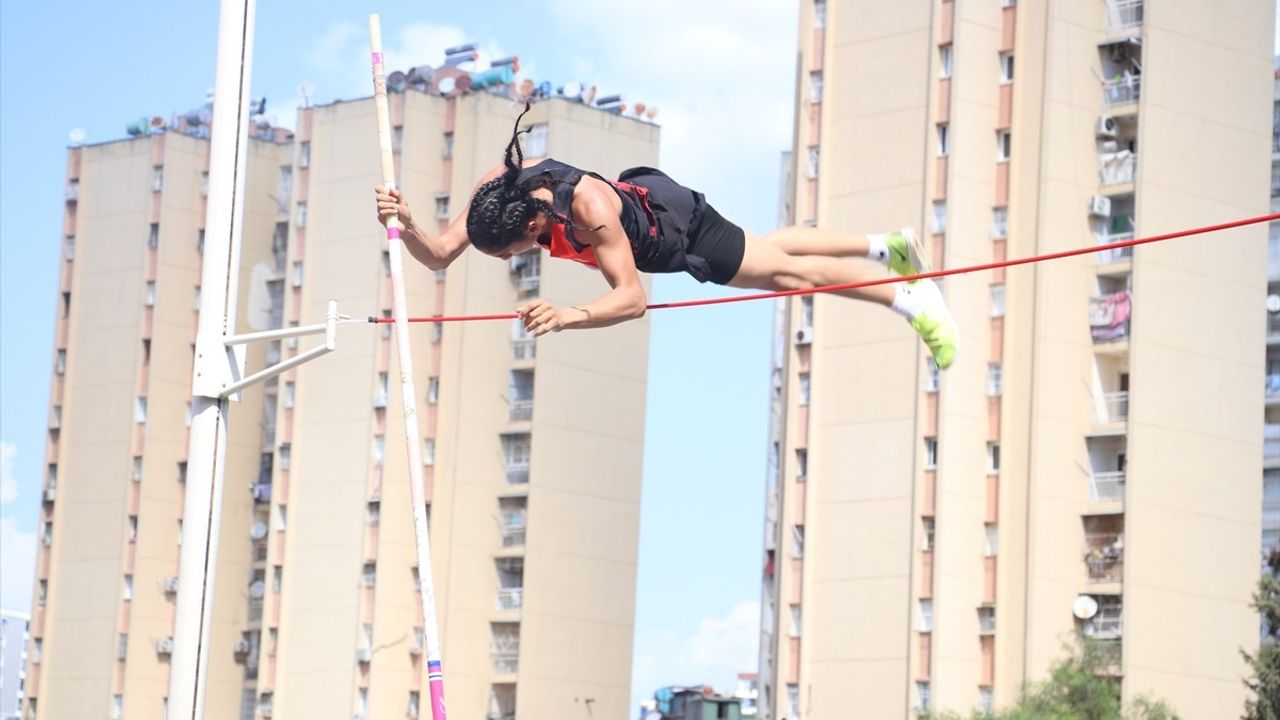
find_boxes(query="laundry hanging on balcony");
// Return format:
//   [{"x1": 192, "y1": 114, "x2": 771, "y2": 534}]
[{"x1": 1090, "y1": 289, "x2": 1132, "y2": 342}]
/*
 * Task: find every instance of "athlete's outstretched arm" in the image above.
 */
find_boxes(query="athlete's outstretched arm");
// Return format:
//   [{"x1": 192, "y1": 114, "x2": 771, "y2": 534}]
[
  {"x1": 374, "y1": 163, "x2": 515, "y2": 271},
  {"x1": 517, "y1": 184, "x2": 648, "y2": 336}
]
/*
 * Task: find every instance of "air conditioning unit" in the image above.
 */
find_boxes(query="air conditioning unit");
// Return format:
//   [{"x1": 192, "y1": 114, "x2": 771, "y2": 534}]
[
  {"x1": 164, "y1": 577, "x2": 180, "y2": 593},
  {"x1": 1088, "y1": 195, "x2": 1112, "y2": 217},
  {"x1": 233, "y1": 639, "x2": 251, "y2": 654},
  {"x1": 156, "y1": 637, "x2": 175, "y2": 655},
  {"x1": 794, "y1": 327, "x2": 814, "y2": 346},
  {"x1": 356, "y1": 646, "x2": 373, "y2": 663},
  {"x1": 1095, "y1": 116, "x2": 1117, "y2": 138}
]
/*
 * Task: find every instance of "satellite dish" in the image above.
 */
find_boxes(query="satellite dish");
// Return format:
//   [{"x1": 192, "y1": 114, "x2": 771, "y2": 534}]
[
  {"x1": 1267, "y1": 294, "x2": 1280, "y2": 314},
  {"x1": 249, "y1": 580, "x2": 266, "y2": 599},
  {"x1": 250, "y1": 521, "x2": 269, "y2": 540},
  {"x1": 645, "y1": 108, "x2": 658, "y2": 120},
  {"x1": 632, "y1": 103, "x2": 646, "y2": 116},
  {"x1": 69, "y1": 128, "x2": 86, "y2": 146},
  {"x1": 437, "y1": 76, "x2": 456, "y2": 95},
  {"x1": 387, "y1": 70, "x2": 408, "y2": 92},
  {"x1": 149, "y1": 116, "x2": 166, "y2": 130},
  {"x1": 1072, "y1": 594, "x2": 1099, "y2": 620},
  {"x1": 560, "y1": 82, "x2": 581, "y2": 99}
]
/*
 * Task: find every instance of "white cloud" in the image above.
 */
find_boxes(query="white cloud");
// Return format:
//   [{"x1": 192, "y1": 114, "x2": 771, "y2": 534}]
[
  {"x1": 631, "y1": 600, "x2": 761, "y2": 709},
  {"x1": 0, "y1": 442, "x2": 15, "y2": 504},
  {"x1": 0, "y1": 517, "x2": 36, "y2": 613},
  {"x1": 545, "y1": 0, "x2": 798, "y2": 232}
]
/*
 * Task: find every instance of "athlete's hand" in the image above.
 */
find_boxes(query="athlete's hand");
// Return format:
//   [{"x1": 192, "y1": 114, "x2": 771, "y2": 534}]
[
  {"x1": 517, "y1": 299, "x2": 572, "y2": 336},
  {"x1": 373, "y1": 186, "x2": 415, "y2": 230}
]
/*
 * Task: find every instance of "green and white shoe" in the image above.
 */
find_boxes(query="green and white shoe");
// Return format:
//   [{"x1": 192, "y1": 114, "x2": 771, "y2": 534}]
[
  {"x1": 908, "y1": 279, "x2": 959, "y2": 370},
  {"x1": 886, "y1": 227, "x2": 929, "y2": 280}
]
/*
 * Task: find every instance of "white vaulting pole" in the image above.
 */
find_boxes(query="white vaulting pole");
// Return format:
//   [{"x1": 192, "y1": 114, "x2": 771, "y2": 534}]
[
  {"x1": 170, "y1": 0, "x2": 257, "y2": 717},
  {"x1": 368, "y1": 15, "x2": 449, "y2": 720}
]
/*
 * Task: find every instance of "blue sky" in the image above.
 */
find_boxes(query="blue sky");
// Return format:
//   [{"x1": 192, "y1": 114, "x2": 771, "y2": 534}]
[{"x1": 0, "y1": 0, "x2": 799, "y2": 709}]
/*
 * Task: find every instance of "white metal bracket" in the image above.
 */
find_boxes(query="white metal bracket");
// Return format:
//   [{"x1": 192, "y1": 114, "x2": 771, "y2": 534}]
[{"x1": 210, "y1": 299, "x2": 340, "y2": 399}]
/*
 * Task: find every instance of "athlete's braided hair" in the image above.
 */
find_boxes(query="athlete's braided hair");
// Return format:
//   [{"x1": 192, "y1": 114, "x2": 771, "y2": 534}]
[{"x1": 466, "y1": 102, "x2": 603, "y2": 253}]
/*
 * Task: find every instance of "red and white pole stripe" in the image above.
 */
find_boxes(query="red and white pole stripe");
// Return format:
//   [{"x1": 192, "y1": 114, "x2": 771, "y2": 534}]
[{"x1": 368, "y1": 15, "x2": 448, "y2": 720}]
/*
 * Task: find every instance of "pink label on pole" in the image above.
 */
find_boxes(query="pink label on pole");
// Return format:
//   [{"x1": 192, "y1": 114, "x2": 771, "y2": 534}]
[
  {"x1": 371, "y1": 52, "x2": 383, "y2": 65},
  {"x1": 387, "y1": 227, "x2": 401, "y2": 239}
]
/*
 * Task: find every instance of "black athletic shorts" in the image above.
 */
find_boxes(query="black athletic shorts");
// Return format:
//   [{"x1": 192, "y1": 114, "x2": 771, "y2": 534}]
[{"x1": 618, "y1": 167, "x2": 747, "y2": 285}]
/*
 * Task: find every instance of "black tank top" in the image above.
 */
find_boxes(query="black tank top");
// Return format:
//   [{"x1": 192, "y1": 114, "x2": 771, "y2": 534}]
[{"x1": 516, "y1": 159, "x2": 652, "y2": 252}]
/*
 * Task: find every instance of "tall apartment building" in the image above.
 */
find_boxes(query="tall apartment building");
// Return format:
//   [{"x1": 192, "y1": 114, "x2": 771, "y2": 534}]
[
  {"x1": 1264, "y1": 61, "x2": 1279, "y2": 557},
  {"x1": 757, "y1": 1, "x2": 1274, "y2": 718},
  {"x1": 1, "y1": 610, "x2": 30, "y2": 720},
  {"x1": 26, "y1": 77, "x2": 656, "y2": 719}
]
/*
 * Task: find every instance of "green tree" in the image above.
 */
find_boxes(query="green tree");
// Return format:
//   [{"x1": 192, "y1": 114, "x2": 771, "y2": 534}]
[
  {"x1": 922, "y1": 642, "x2": 1178, "y2": 720},
  {"x1": 1242, "y1": 546, "x2": 1280, "y2": 720}
]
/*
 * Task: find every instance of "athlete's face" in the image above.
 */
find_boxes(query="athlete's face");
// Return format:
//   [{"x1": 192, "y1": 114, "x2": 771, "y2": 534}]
[{"x1": 492, "y1": 214, "x2": 547, "y2": 260}]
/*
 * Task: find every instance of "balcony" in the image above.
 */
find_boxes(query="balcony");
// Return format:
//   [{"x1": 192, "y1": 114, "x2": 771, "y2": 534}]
[
  {"x1": 497, "y1": 587, "x2": 523, "y2": 611},
  {"x1": 508, "y1": 399, "x2": 533, "y2": 423},
  {"x1": 504, "y1": 460, "x2": 529, "y2": 485},
  {"x1": 253, "y1": 483, "x2": 272, "y2": 503},
  {"x1": 1089, "y1": 471, "x2": 1126, "y2": 504},
  {"x1": 491, "y1": 650, "x2": 519, "y2": 675},
  {"x1": 1097, "y1": 391, "x2": 1129, "y2": 424},
  {"x1": 1268, "y1": 375, "x2": 1280, "y2": 405},
  {"x1": 1090, "y1": 290, "x2": 1131, "y2": 344},
  {"x1": 1084, "y1": 533, "x2": 1124, "y2": 583},
  {"x1": 1084, "y1": 638, "x2": 1123, "y2": 673},
  {"x1": 1104, "y1": 0, "x2": 1143, "y2": 34},
  {"x1": 1102, "y1": 74, "x2": 1140, "y2": 109},
  {"x1": 1266, "y1": 424, "x2": 1280, "y2": 468},
  {"x1": 500, "y1": 512, "x2": 526, "y2": 548},
  {"x1": 1269, "y1": 315, "x2": 1280, "y2": 344},
  {"x1": 512, "y1": 338, "x2": 535, "y2": 361},
  {"x1": 1099, "y1": 150, "x2": 1136, "y2": 187},
  {"x1": 1082, "y1": 599, "x2": 1123, "y2": 639},
  {"x1": 1096, "y1": 232, "x2": 1133, "y2": 265}
]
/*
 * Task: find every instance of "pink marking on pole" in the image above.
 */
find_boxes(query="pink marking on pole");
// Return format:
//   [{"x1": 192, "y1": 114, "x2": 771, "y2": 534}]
[
  {"x1": 387, "y1": 227, "x2": 401, "y2": 240},
  {"x1": 371, "y1": 52, "x2": 384, "y2": 65},
  {"x1": 429, "y1": 677, "x2": 446, "y2": 720}
]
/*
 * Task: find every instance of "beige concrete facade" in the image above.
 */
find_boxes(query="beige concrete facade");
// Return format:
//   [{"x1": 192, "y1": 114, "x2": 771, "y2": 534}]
[
  {"x1": 758, "y1": 1, "x2": 1274, "y2": 718},
  {"x1": 26, "y1": 89, "x2": 655, "y2": 720}
]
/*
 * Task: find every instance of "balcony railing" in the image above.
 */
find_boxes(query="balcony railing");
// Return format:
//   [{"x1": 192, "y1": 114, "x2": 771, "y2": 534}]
[
  {"x1": 505, "y1": 460, "x2": 530, "y2": 485},
  {"x1": 1084, "y1": 534, "x2": 1124, "y2": 582},
  {"x1": 1099, "y1": 151, "x2": 1136, "y2": 186},
  {"x1": 1089, "y1": 471, "x2": 1125, "y2": 503},
  {"x1": 1096, "y1": 232, "x2": 1134, "y2": 264},
  {"x1": 1102, "y1": 75, "x2": 1141, "y2": 108},
  {"x1": 500, "y1": 513, "x2": 527, "y2": 547},
  {"x1": 1098, "y1": 391, "x2": 1129, "y2": 423},
  {"x1": 1104, "y1": 0, "x2": 1143, "y2": 33},
  {"x1": 1082, "y1": 605, "x2": 1123, "y2": 639},
  {"x1": 1269, "y1": 315, "x2": 1280, "y2": 342},
  {"x1": 1267, "y1": 424, "x2": 1280, "y2": 466},
  {"x1": 509, "y1": 399, "x2": 533, "y2": 422},
  {"x1": 1084, "y1": 638, "x2": 1123, "y2": 668},
  {"x1": 512, "y1": 339, "x2": 535, "y2": 360},
  {"x1": 497, "y1": 587, "x2": 524, "y2": 611},
  {"x1": 491, "y1": 651, "x2": 519, "y2": 675}
]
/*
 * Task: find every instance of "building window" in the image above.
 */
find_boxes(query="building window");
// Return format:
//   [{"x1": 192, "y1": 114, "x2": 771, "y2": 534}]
[
  {"x1": 787, "y1": 684, "x2": 801, "y2": 717},
  {"x1": 38, "y1": 579, "x2": 47, "y2": 606},
  {"x1": 997, "y1": 130, "x2": 1012, "y2": 162},
  {"x1": 291, "y1": 261, "x2": 303, "y2": 288},
  {"x1": 806, "y1": 147, "x2": 820, "y2": 179},
  {"x1": 273, "y1": 566, "x2": 283, "y2": 593},
  {"x1": 992, "y1": 207, "x2": 1009, "y2": 238},
  {"x1": 123, "y1": 574, "x2": 134, "y2": 601},
  {"x1": 940, "y1": 45, "x2": 953, "y2": 78},
  {"x1": 813, "y1": 0, "x2": 827, "y2": 28},
  {"x1": 801, "y1": 295, "x2": 815, "y2": 330},
  {"x1": 145, "y1": 281, "x2": 156, "y2": 307},
  {"x1": 926, "y1": 358, "x2": 941, "y2": 393},
  {"x1": 295, "y1": 202, "x2": 307, "y2": 227},
  {"x1": 279, "y1": 443, "x2": 291, "y2": 470},
  {"x1": 435, "y1": 195, "x2": 450, "y2": 219},
  {"x1": 991, "y1": 284, "x2": 1006, "y2": 317},
  {"x1": 919, "y1": 599, "x2": 934, "y2": 632},
  {"x1": 987, "y1": 363, "x2": 1003, "y2": 397},
  {"x1": 428, "y1": 377, "x2": 439, "y2": 404},
  {"x1": 937, "y1": 124, "x2": 949, "y2": 157},
  {"x1": 916, "y1": 682, "x2": 931, "y2": 712},
  {"x1": 798, "y1": 373, "x2": 811, "y2": 405},
  {"x1": 792, "y1": 525, "x2": 805, "y2": 558},
  {"x1": 152, "y1": 166, "x2": 164, "y2": 192},
  {"x1": 284, "y1": 381, "x2": 295, "y2": 409},
  {"x1": 392, "y1": 125, "x2": 404, "y2": 153},
  {"x1": 424, "y1": 438, "x2": 436, "y2": 466},
  {"x1": 809, "y1": 71, "x2": 824, "y2": 103},
  {"x1": 923, "y1": 518, "x2": 935, "y2": 551},
  {"x1": 298, "y1": 141, "x2": 310, "y2": 168},
  {"x1": 367, "y1": 500, "x2": 381, "y2": 526},
  {"x1": 442, "y1": 132, "x2": 454, "y2": 158},
  {"x1": 984, "y1": 523, "x2": 998, "y2": 556},
  {"x1": 789, "y1": 604, "x2": 803, "y2": 637},
  {"x1": 135, "y1": 397, "x2": 147, "y2": 423},
  {"x1": 979, "y1": 607, "x2": 997, "y2": 635},
  {"x1": 132, "y1": 457, "x2": 143, "y2": 482},
  {"x1": 988, "y1": 443, "x2": 1001, "y2": 474},
  {"x1": 55, "y1": 349, "x2": 66, "y2": 375},
  {"x1": 999, "y1": 52, "x2": 1014, "y2": 83},
  {"x1": 128, "y1": 515, "x2": 138, "y2": 542},
  {"x1": 148, "y1": 223, "x2": 159, "y2": 249},
  {"x1": 274, "y1": 504, "x2": 287, "y2": 532},
  {"x1": 979, "y1": 686, "x2": 995, "y2": 712},
  {"x1": 524, "y1": 123, "x2": 549, "y2": 158},
  {"x1": 362, "y1": 562, "x2": 377, "y2": 587},
  {"x1": 924, "y1": 438, "x2": 938, "y2": 469},
  {"x1": 65, "y1": 234, "x2": 76, "y2": 261},
  {"x1": 197, "y1": 229, "x2": 205, "y2": 255},
  {"x1": 932, "y1": 201, "x2": 947, "y2": 234},
  {"x1": 796, "y1": 449, "x2": 808, "y2": 481}
]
